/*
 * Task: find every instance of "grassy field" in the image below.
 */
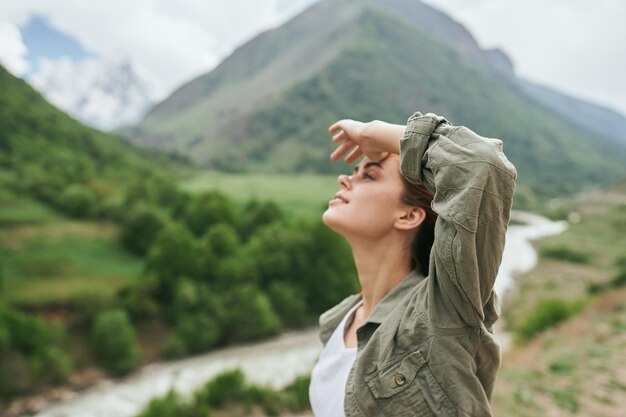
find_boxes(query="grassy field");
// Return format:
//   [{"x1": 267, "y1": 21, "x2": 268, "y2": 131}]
[
  {"x1": 0, "y1": 198, "x2": 143, "y2": 307},
  {"x1": 178, "y1": 170, "x2": 340, "y2": 219},
  {"x1": 493, "y1": 185, "x2": 626, "y2": 417}
]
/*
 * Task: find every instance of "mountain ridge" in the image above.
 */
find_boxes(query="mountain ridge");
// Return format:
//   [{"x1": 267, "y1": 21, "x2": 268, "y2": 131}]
[{"x1": 126, "y1": 0, "x2": 626, "y2": 196}]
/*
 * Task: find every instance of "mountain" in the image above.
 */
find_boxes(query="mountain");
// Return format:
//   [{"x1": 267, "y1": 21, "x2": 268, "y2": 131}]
[
  {"x1": 518, "y1": 78, "x2": 626, "y2": 148},
  {"x1": 27, "y1": 58, "x2": 164, "y2": 131},
  {"x1": 0, "y1": 63, "x2": 178, "y2": 209},
  {"x1": 126, "y1": 0, "x2": 626, "y2": 197}
]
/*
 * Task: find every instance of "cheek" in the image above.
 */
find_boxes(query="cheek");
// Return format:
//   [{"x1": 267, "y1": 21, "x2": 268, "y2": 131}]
[{"x1": 322, "y1": 193, "x2": 400, "y2": 237}]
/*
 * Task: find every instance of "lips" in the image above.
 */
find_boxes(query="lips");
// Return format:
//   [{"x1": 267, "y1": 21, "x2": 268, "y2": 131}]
[{"x1": 330, "y1": 193, "x2": 349, "y2": 204}]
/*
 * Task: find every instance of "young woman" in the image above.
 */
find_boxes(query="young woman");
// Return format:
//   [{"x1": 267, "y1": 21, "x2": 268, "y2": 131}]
[{"x1": 308, "y1": 111, "x2": 517, "y2": 417}]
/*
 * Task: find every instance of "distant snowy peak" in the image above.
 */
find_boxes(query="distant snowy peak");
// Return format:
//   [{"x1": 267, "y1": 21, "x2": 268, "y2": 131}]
[{"x1": 28, "y1": 58, "x2": 166, "y2": 131}]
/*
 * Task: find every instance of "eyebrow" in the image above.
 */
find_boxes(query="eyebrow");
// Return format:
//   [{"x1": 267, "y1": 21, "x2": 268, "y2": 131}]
[{"x1": 352, "y1": 161, "x2": 383, "y2": 175}]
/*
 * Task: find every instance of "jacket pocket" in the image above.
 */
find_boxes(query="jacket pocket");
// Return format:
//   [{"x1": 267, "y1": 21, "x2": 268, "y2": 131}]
[{"x1": 364, "y1": 348, "x2": 457, "y2": 417}]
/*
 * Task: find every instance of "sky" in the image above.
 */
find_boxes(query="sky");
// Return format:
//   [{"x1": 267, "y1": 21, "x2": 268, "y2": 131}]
[{"x1": 0, "y1": 0, "x2": 625, "y2": 116}]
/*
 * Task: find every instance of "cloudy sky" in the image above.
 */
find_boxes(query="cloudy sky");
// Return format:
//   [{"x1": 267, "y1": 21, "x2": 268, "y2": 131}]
[{"x1": 1, "y1": 0, "x2": 625, "y2": 115}]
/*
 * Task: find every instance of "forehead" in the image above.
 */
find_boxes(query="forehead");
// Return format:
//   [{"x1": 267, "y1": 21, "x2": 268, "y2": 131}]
[{"x1": 354, "y1": 154, "x2": 399, "y2": 172}]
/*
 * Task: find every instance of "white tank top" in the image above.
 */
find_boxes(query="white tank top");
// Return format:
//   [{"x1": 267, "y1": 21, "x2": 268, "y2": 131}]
[{"x1": 309, "y1": 300, "x2": 363, "y2": 417}]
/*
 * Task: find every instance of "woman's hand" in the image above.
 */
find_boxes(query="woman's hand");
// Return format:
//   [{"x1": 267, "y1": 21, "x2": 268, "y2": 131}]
[{"x1": 328, "y1": 119, "x2": 404, "y2": 163}]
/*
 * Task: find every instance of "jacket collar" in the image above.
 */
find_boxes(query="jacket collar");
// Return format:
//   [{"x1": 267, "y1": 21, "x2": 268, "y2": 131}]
[
  {"x1": 365, "y1": 269, "x2": 424, "y2": 324},
  {"x1": 318, "y1": 269, "x2": 424, "y2": 345}
]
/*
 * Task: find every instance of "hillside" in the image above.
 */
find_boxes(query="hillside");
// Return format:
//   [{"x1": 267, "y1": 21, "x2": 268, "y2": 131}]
[
  {"x1": 125, "y1": 0, "x2": 625, "y2": 197},
  {"x1": 0, "y1": 64, "x2": 186, "y2": 214},
  {"x1": 492, "y1": 182, "x2": 626, "y2": 416}
]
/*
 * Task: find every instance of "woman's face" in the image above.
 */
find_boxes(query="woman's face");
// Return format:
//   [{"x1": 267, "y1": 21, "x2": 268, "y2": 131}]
[{"x1": 322, "y1": 154, "x2": 410, "y2": 239}]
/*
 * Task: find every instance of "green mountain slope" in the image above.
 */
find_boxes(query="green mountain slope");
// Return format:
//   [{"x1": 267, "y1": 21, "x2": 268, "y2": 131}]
[
  {"x1": 128, "y1": 0, "x2": 626, "y2": 197},
  {"x1": 0, "y1": 64, "x2": 181, "y2": 209}
]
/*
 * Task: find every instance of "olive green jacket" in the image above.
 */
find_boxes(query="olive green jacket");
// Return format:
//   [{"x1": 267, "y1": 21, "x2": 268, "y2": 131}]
[{"x1": 318, "y1": 112, "x2": 517, "y2": 416}]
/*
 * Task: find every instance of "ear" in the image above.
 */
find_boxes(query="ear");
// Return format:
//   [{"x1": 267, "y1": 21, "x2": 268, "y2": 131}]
[{"x1": 394, "y1": 206, "x2": 426, "y2": 232}]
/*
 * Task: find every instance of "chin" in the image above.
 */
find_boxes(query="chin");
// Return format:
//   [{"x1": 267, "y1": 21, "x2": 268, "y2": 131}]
[{"x1": 322, "y1": 208, "x2": 344, "y2": 235}]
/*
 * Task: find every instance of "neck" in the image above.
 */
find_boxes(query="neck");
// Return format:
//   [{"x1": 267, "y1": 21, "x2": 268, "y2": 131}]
[{"x1": 345, "y1": 232, "x2": 413, "y2": 319}]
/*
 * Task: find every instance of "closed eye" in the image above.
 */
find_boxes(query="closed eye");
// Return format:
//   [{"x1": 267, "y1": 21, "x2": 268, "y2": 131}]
[{"x1": 362, "y1": 172, "x2": 374, "y2": 180}]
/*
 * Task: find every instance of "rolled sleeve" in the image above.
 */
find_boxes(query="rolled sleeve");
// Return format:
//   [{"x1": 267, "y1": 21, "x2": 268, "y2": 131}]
[{"x1": 399, "y1": 112, "x2": 517, "y2": 327}]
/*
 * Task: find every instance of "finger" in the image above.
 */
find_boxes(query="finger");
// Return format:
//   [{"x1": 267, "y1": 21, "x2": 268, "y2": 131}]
[
  {"x1": 329, "y1": 119, "x2": 351, "y2": 134},
  {"x1": 328, "y1": 121, "x2": 343, "y2": 134},
  {"x1": 330, "y1": 140, "x2": 356, "y2": 161},
  {"x1": 344, "y1": 147, "x2": 363, "y2": 164},
  {"x1": 332, "y1": 131, "x2": 346, "y2": 143}
]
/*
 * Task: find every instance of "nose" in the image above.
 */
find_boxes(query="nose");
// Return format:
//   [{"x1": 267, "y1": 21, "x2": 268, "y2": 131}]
[{"x1": 338, "y1": 174, "x2": 352, "y2": 189}]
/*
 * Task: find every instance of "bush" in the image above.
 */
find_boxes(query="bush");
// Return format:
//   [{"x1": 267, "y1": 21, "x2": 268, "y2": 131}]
[
  {"x1": 174, "y1": 313, "x2": 221, "y2": 354},
  {"x1": 222, "y1": 285, "x2": 281, "y2": 342},
  {"x1": 245, "y1": 385, "x2": 281, "y2": 416},
  {"x1": 585, "y1": 268, "x2": 626, "y2": 295},
  {"x1": 0, "y1": 306, "x2": 72, "y2": 397},
  {"x1": 160, "y1": 333, "x2": 188, "y2": 359},
  {"x1": 136, "y1": 390, "x2": 191, "y2": 417},
  {"x1": 196, "y1": 368, "x2": 246, "y2": 408},
  {"x1": 60, "y1": 184, "x2": 97, "y2": 218},
  {"x1": 516, "y1": 299, "x2": 584, "y2": 341},
  {"x1": 31, "y1": 346, "x2": 72, "y2": 385},
  {"x1": 283, "y1": 375, "x2": 311, "y2": 412},
  {"x1": 610, "y1": 269, "x2": 626, "y2": 288},
  {"x1": 268, "y1": 282, "x2": 308, "y2": 326},
  {"x1": 90, "y1": 309, "x2": 141, "y2": 375},
  {"x1": 540, "y1": 246, "x2": 590, "y2": 264},
  {"x1": 145, "y1": 223, "x2": 200, "y2": 300},
  {"x1": 121, "y1": 205, "x2": 169, "y2": 255}
]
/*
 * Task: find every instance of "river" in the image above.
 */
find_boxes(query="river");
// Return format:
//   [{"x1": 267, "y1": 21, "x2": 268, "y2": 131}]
[{"x1": 30, "y1": 211, "x2": 567, "y2": 417}]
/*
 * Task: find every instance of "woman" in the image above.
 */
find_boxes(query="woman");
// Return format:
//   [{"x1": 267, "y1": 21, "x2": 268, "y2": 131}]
[{"x1": 309, "y1": 111, "x2": 517, "y2": 417}]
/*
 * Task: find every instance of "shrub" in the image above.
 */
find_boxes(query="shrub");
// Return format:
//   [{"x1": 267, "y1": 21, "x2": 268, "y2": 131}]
[
  {"x1": 585, "y1": 268, "x2": 626, "y2": 295},
  {"x1": 540, "y1": 246, "x2": 589, "y2": 264},
  {"x1": 610, "y1": 269, "x2": 626, "y2": 288},
  {"x1": 160, "y1": 333, "x2": 188, "y2": 359},
  {"x1": 136, "y1": 390, "x2": 188, "y2": 417},
  {"x1": 245, "y1": 385, "x2": 281, "y2": 416},
  {"x1": 174, "y1": 313, "x2": 221, "y2": 353},
  {"x1": 120, "y1": 205, "x2": 169, "y2": 255},
  {"x1": 31, "y1": 346, "x2": 72, "y2": 385},
  {"x1": 90, "y1": 309, "x2": 141, "y2": 375},
  {"x1": 516, "y1": 299, "x2": 584, "y2": 341},
  {"x1": 196, "y1": 368, "x2": 246, "y2": 408},
  {"x1": 222, "y1": 285, "x2": 281, "y2": 342},
  {"x1": 60, "y1": 184, "x2": 97, "y2": 217},
  {"x1": 283, "y1": 375, "x2": 311, "y2": 412},
  {"x1": 268, "y1": 282, "x2": 308, "y2": 326},
  {"x1": 0, "y1": 306, "x2": 73, "y2": 397},
  {"x1": 145, "y1": 223, "x2": 200, "y2": 300},
  {"x1": 202, "y1": 223, "x2": 240, "y2": 258}
]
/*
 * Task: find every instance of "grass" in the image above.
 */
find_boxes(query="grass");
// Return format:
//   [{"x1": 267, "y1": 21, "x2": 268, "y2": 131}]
[
  {"x1": 1, "y1": 219, "x2": 142, "y2": 306},
  {"x1": 493, "y1": 188, "x2": 626, "y2": 417},
  {"x1": 178, "y1": 170, "x2": 340, "y2": 218},
  {"x1": 0, "y1": 197, "x2": 60, "y2": 225},
  {"x1": 503, "y1": 201, "x2": 626, "y2": 332}
]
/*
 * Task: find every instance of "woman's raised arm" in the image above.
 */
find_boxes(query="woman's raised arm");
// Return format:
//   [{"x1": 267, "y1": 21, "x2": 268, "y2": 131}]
[{"x1": 400, "y1": 112, "x2": 517, "y2": 328}]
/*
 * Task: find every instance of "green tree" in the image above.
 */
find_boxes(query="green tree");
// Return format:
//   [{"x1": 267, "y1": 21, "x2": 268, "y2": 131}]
[
  {"x1": 222, "y1": 285, "x2": 281, "y2": 342},
  {"x1": 90, "y1": 309, "x2": 141, "y2": 375},
  {"x1": 145, "y1": 223, "x2": 200, "y2": 300},
  {"x1": 121, "y1": 204, "x2": 169, "y2": 255},
  {"x1": 239, "y1": 198, "x2": 283, "y2": 239},
  {"x1": 60, "y1": 184, "x2": 97, "y2": 217},
  {"x1": 183, "y1": 191, "x2": 237, "y2": 237},
  {"x1": 202, "y1": 223, "x2": 240, "y2": 258},
  {"x1": 268, "y1": 282, "x2": 307, "y2": 326}
]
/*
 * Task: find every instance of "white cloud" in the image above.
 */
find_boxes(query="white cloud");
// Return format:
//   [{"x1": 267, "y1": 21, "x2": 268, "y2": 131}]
[
  {"x1": 1, "y1": 0, "x2": 624, "y2": 116},
  {"x1": 0, "y1": 0, "x2": 311, "y2": 95},
  {"x1": 0, "y1": 22, "x2": 29, "y2": 76},
  {"x1": 29, "y1": 56, "x2": 165, "y2": 130}
]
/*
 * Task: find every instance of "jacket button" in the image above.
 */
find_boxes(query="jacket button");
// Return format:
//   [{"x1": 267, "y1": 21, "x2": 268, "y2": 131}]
[{"x1": 394, "y1": 373, "x2": 407, "y2": 386}]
